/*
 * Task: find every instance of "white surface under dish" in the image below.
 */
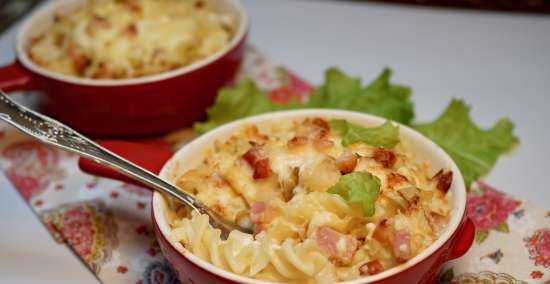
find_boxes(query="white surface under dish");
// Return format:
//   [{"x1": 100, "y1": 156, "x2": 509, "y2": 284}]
[{"x1": 1, "y1": 0, "x2": 549, "y2": 283}]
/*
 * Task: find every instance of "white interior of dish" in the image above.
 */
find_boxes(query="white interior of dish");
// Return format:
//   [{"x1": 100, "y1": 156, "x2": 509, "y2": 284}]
[
  {"x1": 16, "y1": 0, "x2": 248, "y2": 86},
  {"x1": 153, "y1": 109, "x2": 467, "y2": 284}
]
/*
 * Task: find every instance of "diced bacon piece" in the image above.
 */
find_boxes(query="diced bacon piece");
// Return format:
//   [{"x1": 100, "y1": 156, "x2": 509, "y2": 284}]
[
  {"x1": 250, "y1": 202, "x2": 267, "y2": 223},
  {"x1": 359, "y1": 260, "x2": 384, "y2": 276},
  {"x1": 242, "y1": 147, "x2": 262, "y2": 165},
  {"x1": 372, "y1": 148, "x2": 396, "y2": 168},
  {"x1": 392, "y1": 229, "x2": 412, "y2": 263},
  {"x1": 432, "y1": 170, "x2": 453, "y2": 194},
  {"x1": 253, "y1": 158, "x2": 270, "y2": 179},
  {"x1": 316, "y1": 226, "x2": 358, "y2": 265},
  {"x1": 336, "y1": 152, "x2": 358, "y2": 174},
  {"x1": 242, "y1": 147, "x2": 271, "y2": 179},
  {"x1": 250, "y1": 202, "x2": 278, "y2": 234}
]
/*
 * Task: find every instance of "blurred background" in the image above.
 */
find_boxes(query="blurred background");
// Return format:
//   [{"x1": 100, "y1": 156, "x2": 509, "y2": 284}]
[
  {"x1": 1, "y1": 0, "x2": 549, "y2": 34},
  {"x1": 0, "y1": 0, "x2": 40, "y2": 34},
  {"x1": 370, "y1": 0, "x2": 550, "y2": 13}
]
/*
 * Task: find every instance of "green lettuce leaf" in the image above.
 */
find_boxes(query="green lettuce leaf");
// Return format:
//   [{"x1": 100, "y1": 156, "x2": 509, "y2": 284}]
[
  {"x1": 305, "y1": 68, "x2": 414, "y2": 124},
  {"x1": 330, "y1": 119, "x2": 400, "y2": 148},
  {"x1": 193, "y1": 67, "x2": 414, "y2": 133},
  {"x1": 352, "y1": 68, "x2": 414, "y2": 124},
  {"x1": 328, "y1": 172, "x2": 381, "y2": 216},
  {"x1": 193, "y1": 80, "x2": 297, "y2": 133},
  {"x1": 193, "y1": 67, "x2": 519, "y2": 188},
  {"x1": 304, "y1": 68, "x2": 362, "y2": 109},
  {"x1": 413, "y1": 100, "x2": 518, "y2": 186}
]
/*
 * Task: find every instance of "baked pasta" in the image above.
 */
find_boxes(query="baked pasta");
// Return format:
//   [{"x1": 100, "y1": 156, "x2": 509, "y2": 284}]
[
  {"x1": 168, "y1": 117, "x2": 453, "y2": 283},
  {"x1": 28, "y1": 0, "x2": 234, "y2": 79}
]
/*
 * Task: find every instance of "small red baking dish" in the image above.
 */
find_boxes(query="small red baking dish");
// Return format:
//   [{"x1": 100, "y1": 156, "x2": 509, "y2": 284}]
[
  {"x1": 80, "y1": 109, "x2": 475, "y2": 284},
  {"x1": 0, "y1": 0, "x2": 248, "y2": 137}
]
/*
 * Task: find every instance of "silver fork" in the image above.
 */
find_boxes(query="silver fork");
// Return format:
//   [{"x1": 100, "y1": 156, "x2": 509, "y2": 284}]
[{"x1": 0, "y1": 91, "x2": 252, "y2": 237}]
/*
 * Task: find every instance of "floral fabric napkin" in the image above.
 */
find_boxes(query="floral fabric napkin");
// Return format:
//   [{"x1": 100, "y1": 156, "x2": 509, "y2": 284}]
[
  {"x1": 0, "y1": 47, "x2": 548, "y2": 284},
  {"x1": 441, "y1": 181, "x2": 550, "y2": 284}
]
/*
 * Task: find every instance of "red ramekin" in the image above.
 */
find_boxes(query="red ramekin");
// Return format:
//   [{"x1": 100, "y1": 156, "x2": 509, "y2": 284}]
[
  {"x1": 80, "y1": 109, "x2": 475, "y2": 284},
  {"x1": 0, "y1": 0, "x2": 248, "y2": 137}
]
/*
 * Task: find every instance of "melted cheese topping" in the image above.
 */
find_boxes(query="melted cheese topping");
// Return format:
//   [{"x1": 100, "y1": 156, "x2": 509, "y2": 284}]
[
  {"x1": 28, "y1": 0, "x2": 234, "y2": 79},
  {"x1": 169, "y1": 117, "x2": 451, "y2": 283}
]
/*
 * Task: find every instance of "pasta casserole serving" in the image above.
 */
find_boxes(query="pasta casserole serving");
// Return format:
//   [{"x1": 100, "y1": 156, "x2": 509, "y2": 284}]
[
  {"x1": 167, "y1": 117, "x2": 453, "y2": 283},
  {"x1": 28, "y1": 0, "x2": 235, "y2": 79}
]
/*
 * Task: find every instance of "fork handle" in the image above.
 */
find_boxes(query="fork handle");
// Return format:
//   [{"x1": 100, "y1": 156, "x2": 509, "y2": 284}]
[
  {"x1": 79, "y1": 140, "x2": 173, "y2": 187},
  {"x1": 0, "y1": 91, "x2": 201, "y2": 212}
]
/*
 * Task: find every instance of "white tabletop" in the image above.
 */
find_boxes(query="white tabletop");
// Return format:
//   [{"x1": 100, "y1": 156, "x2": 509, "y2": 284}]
[{"x1": 1, "y1": 0, "x2": 549, "y2": 283}]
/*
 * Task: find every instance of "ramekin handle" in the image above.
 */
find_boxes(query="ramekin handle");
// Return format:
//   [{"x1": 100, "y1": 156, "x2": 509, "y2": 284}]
[
  {"x1": 0, "y1": 61, "x2": 36, "y2": 92},
  {"x1": 78, "y1": 140, "x2": 174, "y2": 188}
]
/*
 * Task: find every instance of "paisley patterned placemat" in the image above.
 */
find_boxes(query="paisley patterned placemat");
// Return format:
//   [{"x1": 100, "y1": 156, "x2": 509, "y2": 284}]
[{"x1": 0, "y1": 47, "x2": 548, "y2": 284}]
